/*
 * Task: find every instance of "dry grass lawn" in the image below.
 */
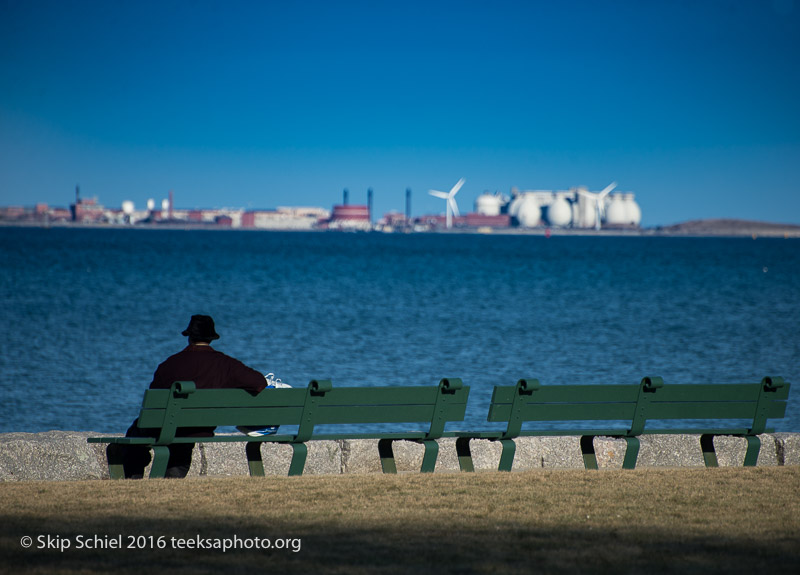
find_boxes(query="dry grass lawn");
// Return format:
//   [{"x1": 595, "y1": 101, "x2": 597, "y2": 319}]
[{"x1": 2, "y1": 467, "x2": 799, "y2": 574}]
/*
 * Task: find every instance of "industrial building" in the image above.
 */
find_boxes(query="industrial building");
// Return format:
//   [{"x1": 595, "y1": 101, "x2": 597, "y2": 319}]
[
  {"x1": 1, "y1": 180, "x2": 642, "y2": 232},
  {"x1": 477, "y1": 184, "x2": 642, "y2": 230}
]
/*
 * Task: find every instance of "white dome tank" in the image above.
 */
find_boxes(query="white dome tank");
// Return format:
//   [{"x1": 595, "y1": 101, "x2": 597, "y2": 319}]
[
  {"x1": 475, "y1": 193, "x2": 503, "y2": 216},
  {"x1": 623, "y1": 193, "x2": 642, "y2": 226},
  {"x1": 121, "y1": 201, "x2": 135, "y2": 215},
  {"x1": 516, "y1": 197, "x2": 541, "y2": 227},
  {"x1": 547, "y1": 196, "x2": 572, "y2": 227},
  {"x1": 508, "y1": 195, "x2": 525, "y2": 218},
  {"x1": 604, "y1": 194, "x2": 628, "y2": 226}
]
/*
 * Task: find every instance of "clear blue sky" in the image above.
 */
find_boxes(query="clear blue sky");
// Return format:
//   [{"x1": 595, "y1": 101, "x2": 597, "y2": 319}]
[{"x1": 1, "y1": 0, "x2": 799, "y2": 225}]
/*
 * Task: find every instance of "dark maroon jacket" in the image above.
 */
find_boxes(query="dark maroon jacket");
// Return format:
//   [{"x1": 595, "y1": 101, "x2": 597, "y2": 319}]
[
  {"x1": 147, "y1": 344, "x2": 267, "y2": 436},
  {"x1": 150, "y1": 344, "x2": 266, "y2": 393}
]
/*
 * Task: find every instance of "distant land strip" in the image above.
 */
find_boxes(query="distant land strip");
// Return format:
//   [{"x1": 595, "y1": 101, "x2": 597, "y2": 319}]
[{"x1": 647, "y1": 218, "x2": 800, "y2": 238}]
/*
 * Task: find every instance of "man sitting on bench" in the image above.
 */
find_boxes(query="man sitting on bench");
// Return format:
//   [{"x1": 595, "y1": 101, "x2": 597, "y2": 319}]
[{"x1": 113, "y1": 315, "x2": 268, "y2": 478}]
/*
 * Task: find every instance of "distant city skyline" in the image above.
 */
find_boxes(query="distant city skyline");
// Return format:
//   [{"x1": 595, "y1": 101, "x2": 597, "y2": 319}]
[{"x1": 1, "y1": 0, "x2": 799, "y2": 225}]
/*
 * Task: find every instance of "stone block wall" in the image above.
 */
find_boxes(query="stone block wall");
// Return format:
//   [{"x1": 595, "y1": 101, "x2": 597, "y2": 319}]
[{"x1": 1, "y1": 431, "x2": 797, "y2": 481}]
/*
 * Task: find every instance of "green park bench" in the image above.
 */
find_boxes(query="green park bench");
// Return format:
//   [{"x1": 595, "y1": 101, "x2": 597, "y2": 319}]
[
  {"x1": 87, "y1": 378, "x2": 469, "y2": 479},
  {"x1": 454, "y1": 376, "x2": 790, "y2": 471}
]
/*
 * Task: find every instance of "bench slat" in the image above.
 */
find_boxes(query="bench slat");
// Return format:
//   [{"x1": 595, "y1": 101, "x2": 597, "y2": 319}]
[
  {"x1": 646, "y1": 400, "x2": 787, "y2": 420},
  {"x1": 136, "y1": 403, "x2": 468, "y2": 429},
  {"x1": 314, "y1": 404, "x2": 466, "y2": 425},
  {"x1": 141, "y1": 388, "x2": 308, "y2": 409},
  {"x1": 491, "y1": 384, "x2": 640, "y2": 404},
  {"x1": 489, "y1": 402, "x2": 637, "y2": 422},
  {"x1": 312, "y1": 386, "x2": 443, "y2": 405},
  {"x1": 651, "y1": 383, "x2": 790, "y2": 402},
  {"x1": 137, "y1": 405, "x2": 307, "y2": 428},
  {"x1": 488, "y1": 399, "x2": 785, "y2": 423}
]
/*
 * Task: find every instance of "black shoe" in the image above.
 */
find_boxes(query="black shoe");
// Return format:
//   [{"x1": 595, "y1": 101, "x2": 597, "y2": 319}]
[{"x1": 165, "y1": 465, "x2": 190, "y2": 478}]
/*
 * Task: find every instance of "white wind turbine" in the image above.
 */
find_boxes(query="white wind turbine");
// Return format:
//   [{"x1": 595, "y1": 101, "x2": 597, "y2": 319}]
[
  {"x1": 577, "y1": 181, "x2": 617, "y2": 230},
  {"x1": 428, "y1": 178, "x2": 465, "y2": 229}
]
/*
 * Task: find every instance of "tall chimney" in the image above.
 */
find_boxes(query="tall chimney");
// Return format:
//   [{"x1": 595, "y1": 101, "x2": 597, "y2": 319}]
[
  {"x1": 367, "y1": 188, "x2": 373, "y2": 225},
  {"x1": 343, "y1": 188, "x2": 349, "y2": 205},
  {"x1": 405, "y1": 188, "x2": 411, "y2": 231},
  {"x1": 72, "y1": 184, "x2": 81, "y2": 222},
  {"x1": 169, "y1": 190, "x2": 174, "y2": 220}
]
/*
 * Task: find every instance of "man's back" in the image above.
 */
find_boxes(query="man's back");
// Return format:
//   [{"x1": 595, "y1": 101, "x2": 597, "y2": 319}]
[{"x1": 150, "y1": 344, "x2": 266, "y2": 393}]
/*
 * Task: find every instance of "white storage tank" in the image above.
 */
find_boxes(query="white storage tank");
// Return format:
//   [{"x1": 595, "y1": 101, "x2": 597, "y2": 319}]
[
  {"x1": 546, "y1": 195, "x2": 572, "y2": 227},
  {"x1": 516, "y1": 196, "x2": 541, "y2": 227},
  {"x1": 604, "y1": 193, "x2": 627, "y2": 226},
  {"x1": 508, "y1": 195, "x2": 525, "y2": 219},
  {"x1": 475, "y1": 193, "x2": 504, "y2": 216},
  {"x1": 605, "y1": 193, "x2": 641, "y2": 227},
  {"x1": 623, "y1": 193, "x2": 642, "y2": 226}
]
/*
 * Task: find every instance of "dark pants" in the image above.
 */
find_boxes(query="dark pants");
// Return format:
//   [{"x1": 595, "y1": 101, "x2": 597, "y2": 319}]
[{"x1": 115, "y1": 419, "x2": 195, "y2": 478}]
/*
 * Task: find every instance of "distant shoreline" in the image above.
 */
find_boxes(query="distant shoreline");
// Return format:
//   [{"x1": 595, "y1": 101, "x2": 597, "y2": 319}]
[{"x1": 2, "y1": 218, "x2": 799, "y2": 238}]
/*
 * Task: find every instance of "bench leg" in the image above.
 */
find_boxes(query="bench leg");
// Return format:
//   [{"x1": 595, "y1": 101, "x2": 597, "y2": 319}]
[
  {"x1": 742, "y1": 435, "x2": 761, "y2": 467},
  {"x1": 106, "y1": 444, "x2": 125, "y2": 480},
  {"x1": 419, "y1": 440, "x2": 439, "y2": 473},
  {"x1": 580, "y1": 436, "x2": 599, "y2": 470},
  {"x1": 149, "y1": 446, "x2": 169, "y2": 478},
  {"x1": 497, "y1": 439, "x2": 516, "y2": 472},
  {"x1": 622, "y1": 437, "x2": 640, "y2": 470},
  {"x1": 455, "y1": 437, "x2": 475, "y2": 472},
  {"x1": 287, "y1": 443, "x2": 308, "y2": 476},
  {"x1": 700, "y1": 434, "x2": 719, "y2": 467},
  {"x1": 378, "y1": 439, "x2": 397, "y2": 474},
  {"x1": 245, "y1": 442, "x2": 265, "y2": 477}
]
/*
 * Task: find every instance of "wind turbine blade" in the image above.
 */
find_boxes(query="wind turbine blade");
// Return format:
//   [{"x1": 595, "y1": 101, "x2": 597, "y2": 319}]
[
  {"x1": 599, "y1": 182, "x2": 617, "y2": 198},
  {"x1": 429, "y1": 190, "x2": 449, "y2": 199},
  {"x1": 449, "y1": 178, "x2": 465, "y2": 196}
]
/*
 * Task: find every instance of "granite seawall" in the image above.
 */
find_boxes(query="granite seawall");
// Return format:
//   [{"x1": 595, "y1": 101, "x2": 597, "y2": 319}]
[{"x1": 1, "y1": 431, "x2": 799, "y2": 481}]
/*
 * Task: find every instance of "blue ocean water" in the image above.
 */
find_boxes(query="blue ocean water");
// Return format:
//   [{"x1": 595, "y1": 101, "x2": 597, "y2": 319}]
[{"x1": 1, "y1": 227, "x2": 798, "y2": 434}]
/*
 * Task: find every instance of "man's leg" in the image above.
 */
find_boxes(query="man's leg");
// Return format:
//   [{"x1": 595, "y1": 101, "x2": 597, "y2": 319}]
[
  {"x1": 118, "y1": 420, "x2": 153, "y2": 479},
  {"x1": 165, "y1": 443, "x2": 194, "y2": 478}
]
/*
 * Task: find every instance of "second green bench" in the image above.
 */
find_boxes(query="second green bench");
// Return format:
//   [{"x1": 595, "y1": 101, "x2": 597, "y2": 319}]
[{"x1": 454, "y1": 376, "x2": 790, "y2": 471}]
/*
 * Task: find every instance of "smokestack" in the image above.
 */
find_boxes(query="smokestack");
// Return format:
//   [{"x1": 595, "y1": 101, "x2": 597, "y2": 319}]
[
  {"x1": 343, "y1": 188, "x2": 349, "y2": 205},
  {"x1": 367, "y1": 188, "x2": 373, "y2": 224},
  {"x1": 169, "y1": 190, "x2": 174, "y2": 220},
  {"x1": 405, "y1": 188, "x2": 411, "y2": 231},
  {"x1": 72, "y1": 184, "x2": 81, "y2": 222}
]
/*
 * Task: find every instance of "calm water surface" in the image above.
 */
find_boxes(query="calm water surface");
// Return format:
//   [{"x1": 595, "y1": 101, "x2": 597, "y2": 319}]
[{"x1": 1, "y1": 227, "x2": 798, "y2": 433}]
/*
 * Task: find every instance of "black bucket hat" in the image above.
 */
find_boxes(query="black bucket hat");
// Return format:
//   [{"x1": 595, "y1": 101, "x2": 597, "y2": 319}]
[{"x1": 181, "y1": 315, "x2": 220, "y2": 341}]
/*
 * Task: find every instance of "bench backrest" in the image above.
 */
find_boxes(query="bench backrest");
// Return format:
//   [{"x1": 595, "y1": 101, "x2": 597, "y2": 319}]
[
  {"x1": 487, "y1": 376, "x2": 790, "y2": 437},
  {"x1": 136, "y1": 378, "x2": 470, "y2": 444}
]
